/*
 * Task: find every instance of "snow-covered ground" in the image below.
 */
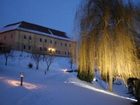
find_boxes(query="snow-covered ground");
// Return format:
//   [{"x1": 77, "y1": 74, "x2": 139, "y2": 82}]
[{"x1": 0, "y1": 51, "x2": 136, "y2": 105}]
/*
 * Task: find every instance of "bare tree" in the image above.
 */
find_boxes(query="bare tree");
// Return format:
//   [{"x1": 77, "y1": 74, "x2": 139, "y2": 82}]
[
  {"x1": 44, "y1": 55, "x2": 55, "y2": 75},
  {"x1": 69, "y1": 56, "x2": 73, "y2": 70},
  {"x1": 32, "y1": 49, "x2": 42, "y2": 70},
  {"x1": 2, "y1": 45, "x2": 12, "y2": 66},
  {"x1": 44, "y1": 48, "x2": 55, "y2": 75}
]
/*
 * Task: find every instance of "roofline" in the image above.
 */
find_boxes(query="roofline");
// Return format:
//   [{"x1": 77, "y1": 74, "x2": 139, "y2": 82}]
[{"x1": 0, "y1": 21, "x2": 76, "y2": 42}]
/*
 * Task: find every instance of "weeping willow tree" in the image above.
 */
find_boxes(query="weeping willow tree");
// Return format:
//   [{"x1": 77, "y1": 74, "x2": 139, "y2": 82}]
[{"x1": 76, "y1": 0, "x2": 140, "y2": 91}]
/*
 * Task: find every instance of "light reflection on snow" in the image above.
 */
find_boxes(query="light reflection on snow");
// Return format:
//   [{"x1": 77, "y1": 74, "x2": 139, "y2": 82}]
[
  {"x1": 61, "y1": 69, "x2": 68, "y2": 73},
  {"x1": 67, "y1": 80, "x2": 137, "y2": 102},
  {"x1": 6, "y1": 80, "x2": 38, "y2": 90}
]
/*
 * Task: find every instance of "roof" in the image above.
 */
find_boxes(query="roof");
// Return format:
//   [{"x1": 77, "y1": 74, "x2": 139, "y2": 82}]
[{"x1": 0, "y1": 21, "x2": 69, "y2": 39}]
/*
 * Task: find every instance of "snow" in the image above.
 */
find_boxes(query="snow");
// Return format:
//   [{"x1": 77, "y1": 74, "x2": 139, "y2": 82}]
[
  {"x1": 0, "y1": 51, "x2": 136, "y2": 105},
  {"x1": 0, "y1": 24, "x2": 20, "y2": 33},
  {"x1": 0, "y1": 24, "x2": 75, "y2": 42}
]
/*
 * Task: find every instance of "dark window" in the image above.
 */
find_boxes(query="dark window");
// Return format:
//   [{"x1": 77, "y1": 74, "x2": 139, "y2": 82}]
[
  {"x1": 44, "y1": 39, "x2": 47, "y2": 42},
  {"x1": 61, "y1": 43, "x2": 63, "y2": 46},
  {"x1": 50, "y1": 40, "x2": 52, "y2": 44},
  {"x1": 57, "y1": 50, "x2": 60, "y2": 54},
  {"x1": 44, "y1": 47, "x2": 47, "y2": 51},
  {"x1": 40, "y1": 47, "x2": 42, "y2": 51},
  {"x1": 69, "y1": 44, "x2": 71, "y2": 47},
  {"x1": 24, "y1": 35, "x2": 26, "y2": 39},
  {"x1": 40, "y1": 38, "x2": 42, "y2": 42},
  {"x1": 4, "y1": 36, "x2": 6, "y2": 40},
  {"x1": 65, "y1": 52, "x2": 67, "y2": 55},
  {"x1": 23, "y1": 45, "x2": 26, "y2": 49},
  {"x1": 11, "y1": 34, "x2": 13, "y2": 38},
  {"x1": 28, "y1": 46, "x2": 31, "y2": 50},
  {"x1": 65, "y1": 43, "x2": 67, "y2": 47},
  {"x1": 55, "y1": 41, "x2": 57, "y2": 45},
  {"x1": 29, "y1": 36, "x2": 32, "y2": 40}
]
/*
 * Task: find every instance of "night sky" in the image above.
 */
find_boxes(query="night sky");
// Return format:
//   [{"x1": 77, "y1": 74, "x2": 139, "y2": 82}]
[
  {"x1": 0, "y1": 0, "x2": 139, "y2": 38},
  {"x1": 0, "y1": 0, "x2": 81, "y2": 38}
]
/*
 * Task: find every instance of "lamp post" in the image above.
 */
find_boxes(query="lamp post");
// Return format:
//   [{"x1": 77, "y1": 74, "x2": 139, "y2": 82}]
[{"x1": 20, "y1": 72, "x2": 24, "y2": 86}]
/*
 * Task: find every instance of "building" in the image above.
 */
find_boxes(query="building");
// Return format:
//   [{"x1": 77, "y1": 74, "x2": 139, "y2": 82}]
[{"x1": 0, "y1": 21, "x2": 76, "y2": 57}]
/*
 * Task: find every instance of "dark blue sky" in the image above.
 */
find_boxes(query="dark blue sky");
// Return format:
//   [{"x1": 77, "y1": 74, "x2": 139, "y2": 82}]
[
  {"x1": 0, "y1": 0, "x2": 139, "y2": 38},
  {"x1": 0, "y1": 0, "x2": 81, "y2": 38}
]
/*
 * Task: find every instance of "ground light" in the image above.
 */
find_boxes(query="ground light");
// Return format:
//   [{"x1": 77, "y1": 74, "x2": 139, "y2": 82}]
[{"x1": 5, "y1": 79, "x2": 38, "y2": 90}]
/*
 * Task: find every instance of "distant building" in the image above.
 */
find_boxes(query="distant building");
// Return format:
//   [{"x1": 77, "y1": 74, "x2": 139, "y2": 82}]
[{"x1": 0, "y1": 21, "x2": 76, "y2": 57}]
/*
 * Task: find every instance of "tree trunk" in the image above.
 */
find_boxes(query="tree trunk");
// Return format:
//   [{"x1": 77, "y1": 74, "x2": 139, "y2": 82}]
[
  {"x1": 36, "y1": 62, "x2": 39, "y2": 70},
  {"x1": 44, "y1": 71, "x2": 47, "y2": 75},
  {"x1": 109, "y1": 69, "x2": 113, "y2": 92},
  {"x1": 5, "y1": 57, "x2": 8, "y2": 66}
]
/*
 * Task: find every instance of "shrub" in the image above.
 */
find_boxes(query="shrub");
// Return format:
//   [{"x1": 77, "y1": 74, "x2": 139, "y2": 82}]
[
  {"x1": 127, "y1": 78, "x2": 140, "y2": 104},
  {"x1": 134, "y1": 79, "x2": 140, "y2": 104},
  {"x1": 28, "y1": 63, "x2": 33, "y2": 69},
  {"x1": 77, "y1": 70, "x2": 94, "y2": 82}
]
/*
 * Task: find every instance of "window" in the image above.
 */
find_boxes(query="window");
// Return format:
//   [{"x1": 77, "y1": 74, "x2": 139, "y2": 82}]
[
  {"x1": 29, "y1": 36, "x2": 32, "y2": 40},
  {"x1": 4, "y1": 36, "x2": 6, "y2": 40},
  {"x1": 61, "y1": 43, "x2": 63, "y2": 46},
  {"x1": 69, "y1": 44, "x2": 71, "y2": 47},
  {"x1": 40, "y1": 38, "x2": 42, "y2": 42},
  {"x1": 44, "y1": 39, "x2": 47, "y2": 43},
  {"x1": 23, "y1": 45, "x2": 26, "y2": 49},
  {"x1": 44, "y1": 47, "x2": 47, "y2": 51},
  {"x1": 54, "y1": 41, "x2": 57, "y2": 45},
  {"x1": 50, "y1": 40, "x2": 52, "y2": 44},
  {"x1": 11, "y1": 34, "x2": 13, "y2": 38},
  {"x1": 65, "y1": 43, "x2": 67, "y2": 47},
  {"x1": 40, "y1": 47, "x2": 42, "y2": 51},
  {"x1": 68, "y1": 52, "x2": 71, "y2": 55},
  {"x1": 24, "y1": 35, "x2": 26, "y2": 39},
  {"x1": 28, "y1": 46, "x2": 31, "y2": 50},
  {"x1": 65, "y1": 52, "x2": 67, "y2": 55},
  {"x1": 57, "y1": 50, "x2": 60, "y2": 54}
]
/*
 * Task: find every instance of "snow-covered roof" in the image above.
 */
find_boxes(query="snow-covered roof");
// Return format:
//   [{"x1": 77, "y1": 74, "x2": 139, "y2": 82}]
[
  {"x1": 0, "y1": 24, "x2": 20, "y2": 33},
  {"x1": 0, "y1": 21, "x2": 75, "y2": 42}
]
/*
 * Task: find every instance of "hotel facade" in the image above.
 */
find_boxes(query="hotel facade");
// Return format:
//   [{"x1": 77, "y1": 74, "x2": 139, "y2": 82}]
[{"x1": 0, "y1": 21, "x2": 76, "y2": 57}]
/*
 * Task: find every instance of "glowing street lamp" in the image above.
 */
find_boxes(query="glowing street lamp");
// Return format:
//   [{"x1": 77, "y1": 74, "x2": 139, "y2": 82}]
[{"x1": 48, "y1": 47, "x2": 56, "y2": 54}]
